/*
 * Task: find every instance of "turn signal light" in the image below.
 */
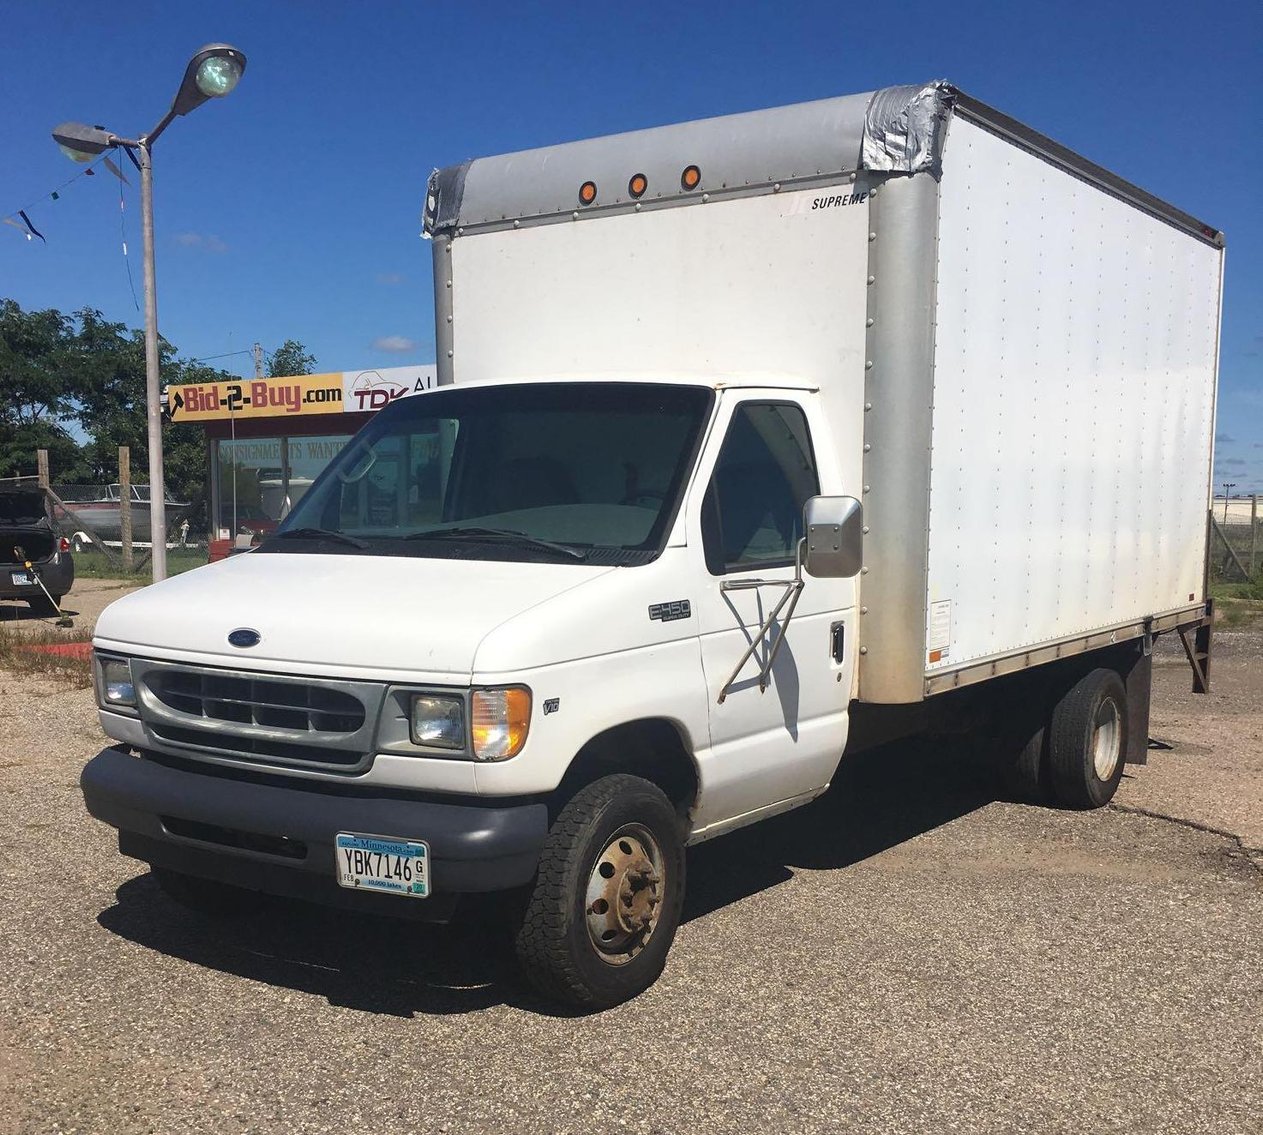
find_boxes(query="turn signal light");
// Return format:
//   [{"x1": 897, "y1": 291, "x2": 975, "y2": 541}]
[
  {"x1": 578, "y1": 180, "x2": 598, "y2": 206},
  {"x1": 628, "y1": 172, "x2": 648, "y2": 199},
  {"x1": 471, "y1": 687, "x2": 531, "y2": 761},
  {"x1": 681, "y1": 164, "x2": 701, "y2": 191}
]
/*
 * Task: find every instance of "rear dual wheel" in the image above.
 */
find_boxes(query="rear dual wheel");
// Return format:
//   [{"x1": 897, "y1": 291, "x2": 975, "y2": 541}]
[
  {"x1": 1048, "y1": 668, "x2": 1127, "y2": 809},
  {"x1": 999, "y1": 667, "x2": 1127, "y2": 810},
  {"x1": 515, "y1": 774, "x2": 685, "y2": 1010}
]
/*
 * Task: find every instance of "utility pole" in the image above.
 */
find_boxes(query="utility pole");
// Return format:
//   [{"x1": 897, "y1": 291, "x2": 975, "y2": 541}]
[
  {"x1": 253, "y1": 341, "x2": 264, "y2": 378},
  {"x1": 1222, "y1": 483, "x2": 1236, "y2": 525}
]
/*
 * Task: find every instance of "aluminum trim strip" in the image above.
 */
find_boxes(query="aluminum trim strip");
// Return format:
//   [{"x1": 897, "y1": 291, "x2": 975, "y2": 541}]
[{"x1": 920, "y1": 604, "x2": 1208, "y2": 696}]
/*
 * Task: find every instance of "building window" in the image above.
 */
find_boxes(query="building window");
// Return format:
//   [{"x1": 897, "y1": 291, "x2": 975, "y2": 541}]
[{"x1": 215, "y1": 434, "x2": 351, "y2": 537}]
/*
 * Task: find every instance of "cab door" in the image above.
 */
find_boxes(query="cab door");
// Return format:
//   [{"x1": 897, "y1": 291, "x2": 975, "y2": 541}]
[{"x1": 687, "y1": 392, "x2": 856, "y2": 833}]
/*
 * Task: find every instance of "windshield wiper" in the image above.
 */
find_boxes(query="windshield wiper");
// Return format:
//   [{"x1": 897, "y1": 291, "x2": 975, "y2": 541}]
[
  {"x1": 403, "y1": 526, "x2": 585, "y2": 560},
  {"x1": 271, "y1": 527, "x2": 370, "y2": 550}
]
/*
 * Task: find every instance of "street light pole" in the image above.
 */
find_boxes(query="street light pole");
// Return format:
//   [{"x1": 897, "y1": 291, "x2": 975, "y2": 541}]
[
  {"x1": 137, "y1": 141, "x2": 167, "y2": 581},
  {"x1": 52, "y1": 44, "x2": 246, "y2": 583}
]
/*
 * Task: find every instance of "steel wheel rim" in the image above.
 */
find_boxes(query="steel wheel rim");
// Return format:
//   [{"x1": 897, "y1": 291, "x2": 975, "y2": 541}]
[
  {"x1": 1092, "y1": 696, "x2": 1122, "y2": 781},
  {"x1": 584, "y1": 823, "x2": 665, "y2": 966}
]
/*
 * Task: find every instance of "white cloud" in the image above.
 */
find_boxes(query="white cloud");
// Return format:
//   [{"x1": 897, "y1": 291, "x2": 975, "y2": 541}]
[
  {"x1": 174, "y1": 231, "x2": 228, "y2": 253},
  {"x1": 376, "y1": 272, "x2": 406, "y2": 285},
  {"x1": 372, "y1": 335, "x2": 417, "y2": 353}
]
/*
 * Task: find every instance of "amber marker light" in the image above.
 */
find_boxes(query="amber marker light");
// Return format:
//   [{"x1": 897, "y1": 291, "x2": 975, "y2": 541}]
[
  {"x1": 579, "y1": 180, "x2": 598, "y2": 206},
  {"x1": 471, "y1": 687, "x2": 532, "y2": 761},
  {"x1": 680, "y1": 164, "x2": 701, "y2": 191},
  {"x1": 628, "y1": 172, "x2": 648, "y2": 199}
]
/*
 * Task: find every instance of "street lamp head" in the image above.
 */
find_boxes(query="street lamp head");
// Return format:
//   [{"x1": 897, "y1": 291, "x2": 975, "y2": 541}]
[
  {"x1": 171, "y1": 44, "x2": 247, "y2": 116},
  {"x1": 51, "y1": 121, "x2": 114, "y2": 163}
]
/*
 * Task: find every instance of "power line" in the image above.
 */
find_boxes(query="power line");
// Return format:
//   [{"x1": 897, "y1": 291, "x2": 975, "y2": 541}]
[{"x1": 191, "y1": 349, "x2": 255, "y2": 363}]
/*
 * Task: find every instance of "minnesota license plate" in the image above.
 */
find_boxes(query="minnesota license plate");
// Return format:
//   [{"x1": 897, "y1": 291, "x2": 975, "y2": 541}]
[
  {"x1": 10, "y1": 572, "x2": 32, "y2": 586},
  {"x1": 334, "y1": 832, "x2": 429, "y2": 898}
]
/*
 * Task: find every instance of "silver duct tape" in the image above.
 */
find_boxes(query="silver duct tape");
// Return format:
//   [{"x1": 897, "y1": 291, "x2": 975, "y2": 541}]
[{"x1": 861, "y1": 81, "x2": 956, "y2": 174}]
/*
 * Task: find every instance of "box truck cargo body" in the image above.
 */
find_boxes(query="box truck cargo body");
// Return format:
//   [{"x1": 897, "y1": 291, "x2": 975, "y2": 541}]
[{"x1": 82, "y1": 82, "x2": 1222, "y2": 1008}]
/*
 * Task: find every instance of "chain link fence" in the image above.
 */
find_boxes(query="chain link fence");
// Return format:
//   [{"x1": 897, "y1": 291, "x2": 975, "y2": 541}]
[{"x1": 1209, "y1": 498, "x2": 1261, "y2": 587}]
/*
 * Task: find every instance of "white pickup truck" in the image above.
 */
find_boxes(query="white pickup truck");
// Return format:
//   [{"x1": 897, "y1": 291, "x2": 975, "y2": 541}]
[{"x1": 82, "y1": 82, "x2": 1222, "y2": 1009}]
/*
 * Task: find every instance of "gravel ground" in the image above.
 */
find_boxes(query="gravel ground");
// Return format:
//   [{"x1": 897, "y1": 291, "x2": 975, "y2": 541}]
[
  {"x1": 0, "y1": 608, "x2": 1259, "y2": 1134},
  {"x1": 0, "y1": 577, "x2": 142, "y2": 634}
]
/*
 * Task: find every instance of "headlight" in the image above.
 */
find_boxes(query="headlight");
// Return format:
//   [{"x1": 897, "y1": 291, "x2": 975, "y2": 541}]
[
  {"x1": 96, "y1": 656, "x2": 136, "y2": 709},
  {"x1": 409, "y1": 694, "x2": 465, "y2": 749},
  {"x1": 471, "y1": 687, "x2": 531, "y2": 761}
]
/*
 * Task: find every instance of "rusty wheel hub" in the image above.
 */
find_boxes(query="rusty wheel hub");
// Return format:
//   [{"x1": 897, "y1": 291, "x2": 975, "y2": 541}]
[{"x1": 584, "y1": 825, "x2": 664, "y2": 966}]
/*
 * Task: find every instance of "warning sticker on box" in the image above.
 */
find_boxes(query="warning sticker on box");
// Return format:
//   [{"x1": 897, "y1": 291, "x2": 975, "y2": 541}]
[{"x1": 928, "y1": 600, "x2": 952, "y2": 662}]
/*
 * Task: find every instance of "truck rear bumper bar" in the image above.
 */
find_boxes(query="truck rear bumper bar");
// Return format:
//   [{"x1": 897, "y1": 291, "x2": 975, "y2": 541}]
[{"x1": 81, "y1": 747, "x2": 548, "y2": 911}]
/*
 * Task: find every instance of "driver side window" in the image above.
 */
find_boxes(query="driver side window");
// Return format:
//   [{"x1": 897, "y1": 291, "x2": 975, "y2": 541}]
[{"x1": 701, "y1": 402, "x2": 819, "y2": 575}]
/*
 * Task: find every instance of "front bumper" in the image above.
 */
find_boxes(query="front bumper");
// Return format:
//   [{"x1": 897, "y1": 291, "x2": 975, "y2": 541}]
[{"x1": 81, "y1": 746, "x2": 548, "y2": 914}]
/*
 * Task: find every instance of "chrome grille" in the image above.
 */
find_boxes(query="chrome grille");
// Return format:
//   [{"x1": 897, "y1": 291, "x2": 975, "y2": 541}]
[
  {"x1": 149, "y1": 670, "x2": 365, "y2": 733},
  {"x1": 132, "y1": 660, "x2": 384, "y2": 775}
]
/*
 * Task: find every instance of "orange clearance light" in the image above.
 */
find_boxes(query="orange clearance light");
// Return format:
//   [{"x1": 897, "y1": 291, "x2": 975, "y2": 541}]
[
  {"x1": 578, "y1": 180, "x2": 598, "y2": 206},
  {"x1": 681, "y1": 164, "x2": 701, "y2": 191},
  {"x1": 628, "y1": 172, "x2": 648, "y2": 199}
]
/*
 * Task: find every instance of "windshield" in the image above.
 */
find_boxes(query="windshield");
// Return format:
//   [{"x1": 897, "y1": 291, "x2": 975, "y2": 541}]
[{"x1": 265, "y1": 382, "x2": 713, "y2": 563}]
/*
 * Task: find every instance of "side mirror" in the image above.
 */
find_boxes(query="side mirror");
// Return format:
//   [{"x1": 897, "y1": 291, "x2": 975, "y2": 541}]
[{"x1": 803, "y1": 495, "x2": 863, "y2": 578}]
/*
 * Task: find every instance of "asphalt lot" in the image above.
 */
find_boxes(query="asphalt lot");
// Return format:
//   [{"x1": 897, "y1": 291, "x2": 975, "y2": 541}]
[{"x1": 1, "y1": 603, "x2": 1259, "y2": 1134}]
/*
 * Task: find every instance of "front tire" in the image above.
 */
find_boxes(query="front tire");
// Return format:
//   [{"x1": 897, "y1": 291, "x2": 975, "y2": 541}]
[
  {"x1": 515, "y1": 774, "x2": 685, "y2": 1010},
  {"x1": 1048, "y1": 668, "x2": 1127, "y2": 809}
]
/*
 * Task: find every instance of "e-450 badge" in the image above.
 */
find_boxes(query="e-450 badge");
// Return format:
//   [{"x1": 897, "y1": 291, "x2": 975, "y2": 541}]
[{"x1": 648, "y1": 600, "x2": 691, "y2": 622}]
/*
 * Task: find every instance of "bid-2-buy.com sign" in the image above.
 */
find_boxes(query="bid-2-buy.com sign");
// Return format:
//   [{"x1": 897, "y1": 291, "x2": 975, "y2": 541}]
[{"x1": 166, "y1": 365, "x2": 438, "y2": 422}]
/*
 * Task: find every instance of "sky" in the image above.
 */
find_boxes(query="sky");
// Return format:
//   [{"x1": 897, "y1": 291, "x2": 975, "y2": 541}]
[{"x1": 2, "y1": 0, "x2": 1261, "y2": 491}]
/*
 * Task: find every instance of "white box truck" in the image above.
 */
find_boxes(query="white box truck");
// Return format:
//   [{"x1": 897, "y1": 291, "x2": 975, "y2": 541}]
[{"x1": 82, "y1": 82, "x2": 1222, "y2": 1008}]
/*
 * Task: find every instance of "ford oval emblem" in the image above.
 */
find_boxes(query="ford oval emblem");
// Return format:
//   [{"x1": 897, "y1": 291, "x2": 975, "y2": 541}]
[{"x1": 228, "y1": 628, "x2": 261, "y2": 648}]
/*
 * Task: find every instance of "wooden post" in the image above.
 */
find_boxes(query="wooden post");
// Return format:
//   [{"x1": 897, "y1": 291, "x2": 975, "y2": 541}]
[
  {"x1": 119, "y1": 446, "x2": 134, "y2": 573},
  {"x1": 1252, "y1": 494, "x2": 1258, "y2": 578},
  {"x1": 36, "y1": 449, "x2": 49, "y2": 489}
]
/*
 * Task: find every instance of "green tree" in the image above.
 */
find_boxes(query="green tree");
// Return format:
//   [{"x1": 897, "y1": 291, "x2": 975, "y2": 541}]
[
  {"x1": 266, "y1": 339, "x2": 316, "y2": 377},
  {"x1": 70, "y1": 311, "x2": 229, "y2": 527},
  {"x1": 0, "y1": 299, "x2": 94, "y2": 481}
]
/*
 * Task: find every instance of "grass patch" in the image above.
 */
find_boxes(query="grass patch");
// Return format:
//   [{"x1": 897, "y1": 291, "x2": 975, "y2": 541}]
[
  {"x1": 72, "y1": 547, "x2": 208, "y2": 581},
  {"x1": 0, "y1": 623, "x2": 94, "y2": 688},
  {"x1": 1215, "y1": 597, "x2": 1263, "y2": 630}
]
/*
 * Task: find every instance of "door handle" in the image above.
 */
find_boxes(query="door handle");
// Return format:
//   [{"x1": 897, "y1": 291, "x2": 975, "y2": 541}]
[{"x1": 831, "y1": 622, "x2": 845, "y2": 663}]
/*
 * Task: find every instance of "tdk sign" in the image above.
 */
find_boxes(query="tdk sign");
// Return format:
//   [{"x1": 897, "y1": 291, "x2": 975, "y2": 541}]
[{"x1": 228, "y1": 628, "x2": 261, "y2": 648}]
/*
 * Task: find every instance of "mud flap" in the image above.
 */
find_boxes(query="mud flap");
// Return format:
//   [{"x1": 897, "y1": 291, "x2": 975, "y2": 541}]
[{"x1": 1123, "y1": 647, "x2": 1152, "y2": 767}]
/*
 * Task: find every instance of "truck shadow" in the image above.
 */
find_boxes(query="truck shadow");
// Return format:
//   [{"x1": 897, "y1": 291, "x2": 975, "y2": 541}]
[
  {"x1": 95, "y1": 738, "x2": 999, "y2": 1019},
  {"x1": 682, "y1": 736, "x2": 995, "y2": 921}
]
